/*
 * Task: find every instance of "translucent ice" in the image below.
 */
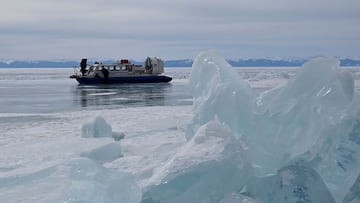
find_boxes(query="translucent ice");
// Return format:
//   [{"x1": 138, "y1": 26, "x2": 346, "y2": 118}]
[
  {"x1": 0, "y1": 158, "x2": 141, "y2": 203},
  {"x1": 180, "y1": 50, "x2": 360, "y2": 202},
  {"x1": 81, "y1": 116, "x2": 125, "y2": 140},
  {"x1": 271, "y1": 165, "x2": 335, "y2": 202},
  {"x1": 142, "y1": 120, "x2": 251, "y2": 203},
  {"x1": 344, "y1": 172, "x2": 360, "y2": 203},
  {"x1": 219, "y1": 193, "x2": 260, "y2": 203},
  {"x1": 287, "y1": 107, "x2": 360, "y2": 202},
  {"x1": 80, "y1": 142, "x2": 123, "y2": 162},
  {"x1": 249, "y1": 56, "x2": 358, "y2": 176},
  {"x1": 243, "y1": 165, "x2": 336, "y2": 202},
  {"x1": 81, "y1": 116, "x2": 113, "y2": 138},
  {"x1": 188, "y1": 50, "x2": 254, "y2": 140}
]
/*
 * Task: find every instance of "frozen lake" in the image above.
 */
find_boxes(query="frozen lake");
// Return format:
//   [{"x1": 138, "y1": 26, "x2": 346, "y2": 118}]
[
  {"x1": 1, "y1": 63, "x2": 360, "y2": 203},
  {"x1": 0, "y1": 68, "x2": 193, "y2": 113},
  {"x1": 1, "y1": 67, "x2": 359, "y2": 114}
]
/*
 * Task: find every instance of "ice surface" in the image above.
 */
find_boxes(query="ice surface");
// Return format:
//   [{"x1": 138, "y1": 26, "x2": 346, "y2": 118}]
[
  {"x1": 80, "y1": 142, "x2": 123, "y2": 162},
  {"x1": 243, "y1": 165, "x2": 336, "y2": 203},
  {"x1": 81, "y1": 115, "x2": 124, "y2": 140},
  {"x1": 141, "y1": 120, "x2": 251, "y2": 203},
  {"x1": 218, "y1": 193, "x2": 260, "y2": 203},
  {"x1": 271, "y1": 165, "x2": 335, "y2": 203},
  {"x1": 112, "y1": 131, "x2": 126, "y2": 141},
  {"x1": 343, "y1": 172, "x2": 360, "y2": 203},
  {"x1": 1, "y1": 54, "x2": 359, "y2": 203},
  {"x1": 249, "y1": 57, "x2": 358, "y2": 177},
  {"x1": 0, "y1": 158, "x2": 141, "y2": 203},
  {"x1": 187, "y1": 50, "x2": 254, "y2": 140},
  {"x1": 176, "y1": 50, "x2": 360, "y2": 202},
  {"x1": 81, "y1": 116, "x2": 113, "y2": 138},
  {"x1": 0, "y1": 105, "x2": 192, "y2": 203}
]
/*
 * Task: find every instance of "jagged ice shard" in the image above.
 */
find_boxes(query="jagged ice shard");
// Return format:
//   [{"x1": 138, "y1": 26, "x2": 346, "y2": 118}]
[
  {"x1": 187, "y1": 50, "x2": 254, "y2": 141},
  {"x1": 142, "y1": 120, "x2": 251, "y2": 203},
  {"x1": 143, "y1": 50, "x2": 360, "y2": 203}
]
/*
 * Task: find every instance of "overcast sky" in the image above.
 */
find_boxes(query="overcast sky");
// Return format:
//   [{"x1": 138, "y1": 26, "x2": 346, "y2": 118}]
[{"x1": 1, "y1": 0, "x2": 359, "y2": 60}]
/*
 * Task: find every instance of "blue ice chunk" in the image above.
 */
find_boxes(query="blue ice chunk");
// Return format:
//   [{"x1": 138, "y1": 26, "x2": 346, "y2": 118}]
[
  {"x1": 187, "y1": 50, "x2": 254, "y2": 140},
  {"x1": 142, "y1": 120, "x2": 250, "y2": 203},
  {"x1": 81, "y1": 116, "x2": 113, "y2": 138}
]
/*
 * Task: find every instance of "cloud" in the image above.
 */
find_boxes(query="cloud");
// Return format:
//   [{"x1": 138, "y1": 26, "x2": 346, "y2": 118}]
[{"x1": 0, "y1": 0, "x2": 359, "y2": 60}]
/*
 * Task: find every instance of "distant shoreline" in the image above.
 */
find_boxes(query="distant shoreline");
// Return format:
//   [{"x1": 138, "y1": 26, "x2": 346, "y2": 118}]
[{"x1": 1, "y1": 58, "x2": 359, "y2": 68}]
